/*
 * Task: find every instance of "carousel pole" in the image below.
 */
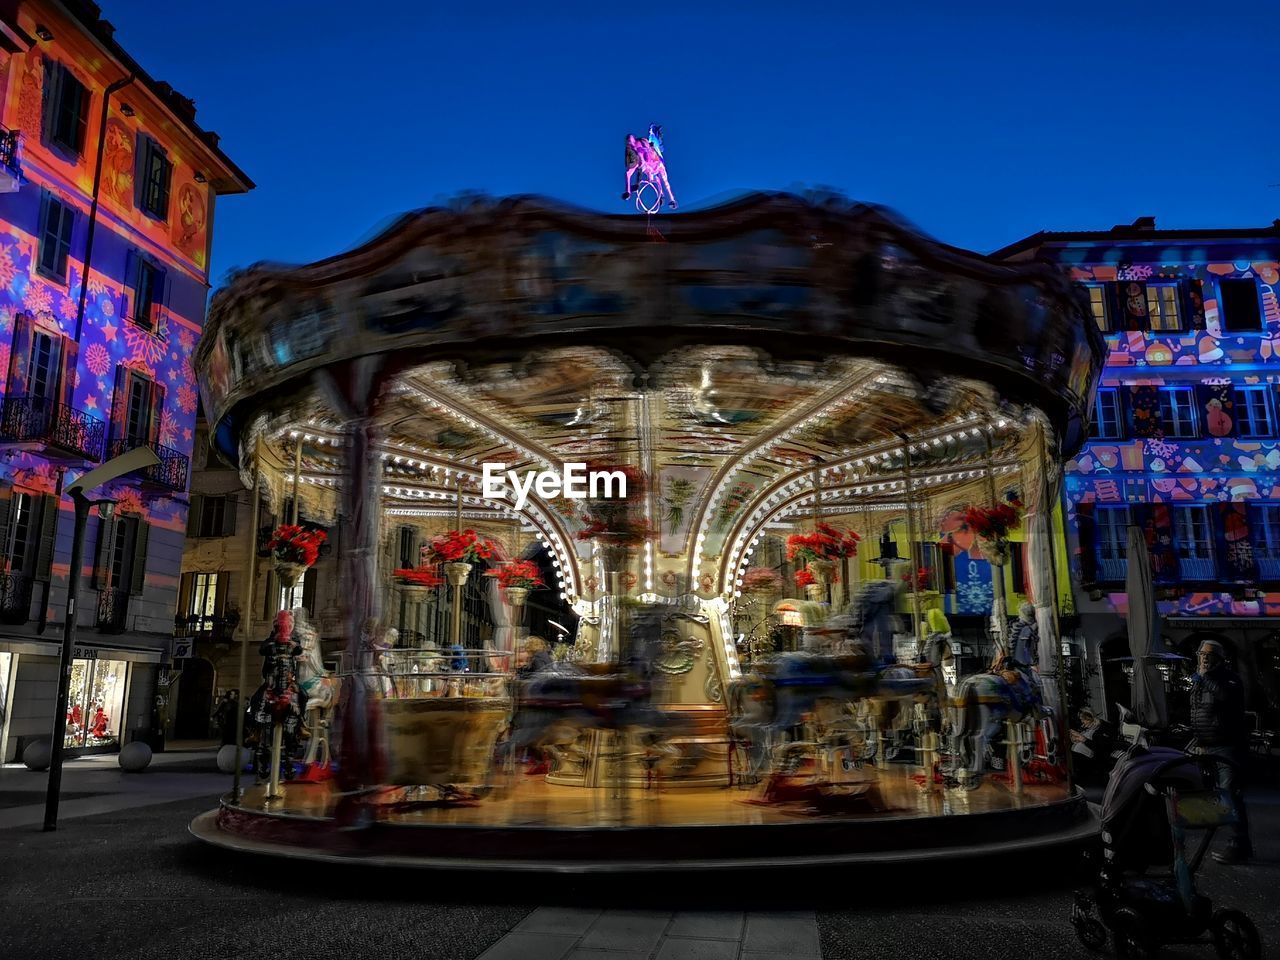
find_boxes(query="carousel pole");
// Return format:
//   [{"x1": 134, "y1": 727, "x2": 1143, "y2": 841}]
[
  {"x1": 985, "y1": 426, "x2": 1009, "y2": 656},
  {"x1": 451, "y1": 479, "x2": 464, "y2": 649},
  {"x1": 1037, "y1": 421, "x2": 1073, "y2": 780},
  {"x1": 900, "y1": 435, "x2": 925, "y2": 643},
  {"x1": 266, "y1": 439, "x2": 305, "y2": 801},
  {"x1": 231, "y1": 438, "x2": 263, "y2": 805}
]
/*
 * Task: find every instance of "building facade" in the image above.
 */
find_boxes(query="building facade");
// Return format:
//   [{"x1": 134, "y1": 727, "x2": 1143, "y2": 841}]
[
  {"x1": 996, "y1": 217, "x2": 1280, "y2": 732},
  {"x1": 0, "y1": 0, "x2": 250, "y2": 761}
]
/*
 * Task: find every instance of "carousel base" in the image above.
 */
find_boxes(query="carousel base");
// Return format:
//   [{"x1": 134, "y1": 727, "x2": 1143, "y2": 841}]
[{"x1": 190, "y1": 770, "x2": 1097, "y2": 873}]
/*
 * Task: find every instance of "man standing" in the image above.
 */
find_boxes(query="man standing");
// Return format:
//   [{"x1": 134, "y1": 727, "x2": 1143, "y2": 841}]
[{"x1": 1189, "y1": 640, "x2": 1252, "y2": 864}]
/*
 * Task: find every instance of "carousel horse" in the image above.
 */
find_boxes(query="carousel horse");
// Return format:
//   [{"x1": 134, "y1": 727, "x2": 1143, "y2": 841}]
[
  {"x1": 247, "y1": 610, "x2": 305, "y2": 784},
  {"x1": 294, "y1": 608, "x2": 339, "y2": 770},
  {"x1": 622, "y1": 123, "x2": 677, "y2": 210},
  {"x1": 948, "y1": 656, "x2": 1048, "y2": 785},
  {"x1": 847, "y1": 579, "x2": 900, "y2": 664}
]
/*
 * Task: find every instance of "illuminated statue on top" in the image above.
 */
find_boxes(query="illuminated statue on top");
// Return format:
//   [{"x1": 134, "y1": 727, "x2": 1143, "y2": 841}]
[{"x1": 623, "y1": 123, "x2": 678, "y2": 212}]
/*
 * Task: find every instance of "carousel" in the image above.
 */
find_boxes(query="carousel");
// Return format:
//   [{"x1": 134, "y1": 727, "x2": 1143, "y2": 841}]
[{"x1": 188, "y1": 189, "x2": 1106, "y2": 871}]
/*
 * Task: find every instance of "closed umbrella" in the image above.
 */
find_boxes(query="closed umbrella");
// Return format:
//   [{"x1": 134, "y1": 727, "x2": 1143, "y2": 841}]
[{"x1": 1125, "y1": 525, "x2": 1168, "y2": 730}]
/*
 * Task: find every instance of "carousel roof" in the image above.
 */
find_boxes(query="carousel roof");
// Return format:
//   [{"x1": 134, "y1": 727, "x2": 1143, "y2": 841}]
[{"x1": 195, "y1": 193, "x2": 1105, "y2": 593}]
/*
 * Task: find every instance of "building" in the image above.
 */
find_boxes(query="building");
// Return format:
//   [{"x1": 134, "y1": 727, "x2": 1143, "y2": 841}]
[
  {"x1": 995, "y1": 217, "x2": 1280, "y2": 731},
  {"x1": 0, "y1": 0, "x2": 251, "y2": 761}
]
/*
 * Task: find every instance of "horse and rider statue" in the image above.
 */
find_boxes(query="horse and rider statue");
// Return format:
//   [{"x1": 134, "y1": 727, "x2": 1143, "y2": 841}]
[{"x1": 623, "y1": 123, "x2": 677, "y2": 211}]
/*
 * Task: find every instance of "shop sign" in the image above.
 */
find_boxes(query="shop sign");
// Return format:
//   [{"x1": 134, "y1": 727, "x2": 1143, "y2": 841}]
[
  {"x1": 72, "y1": 645, "x2": 102, "y2": 660},
  {"x1": 172, "y1": 639, "x2": 194, "y2": 660}
]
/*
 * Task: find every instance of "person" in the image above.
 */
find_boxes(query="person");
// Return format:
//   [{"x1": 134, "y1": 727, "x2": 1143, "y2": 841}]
[
  {"x1": 213, "y1": 691, "x2": 239, "y2": 745},
  {"x1": 516, "y1": 636, "x2": 552, "y2": 678},
  {"x1": 1189, "y1": 640, "x2": 1252, "y2": 864},
  {"x1": 1009, "y1": 602, "x2": 1039, "y2": 670},
  {"x1": 1068, "y1": 707, "x2": 1115, "y2": 786}
]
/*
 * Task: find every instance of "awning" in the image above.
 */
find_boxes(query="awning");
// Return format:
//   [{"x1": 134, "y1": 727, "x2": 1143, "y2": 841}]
[{"x1": 0, "y1": 635, "x2": 164, "y2": 664}]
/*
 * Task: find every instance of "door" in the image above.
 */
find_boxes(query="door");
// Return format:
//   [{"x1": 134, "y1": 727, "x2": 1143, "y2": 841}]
[{"x1": 174, "y1": 657, "x2": 215, "y2": 740}]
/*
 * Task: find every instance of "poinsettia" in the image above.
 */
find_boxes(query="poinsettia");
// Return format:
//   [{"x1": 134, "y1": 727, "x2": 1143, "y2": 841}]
[
  {"x1": 794, "y1": 568, "x2": 817, "y2": 588},
  {"x1": 786, "y1": 522, "x2": 861, "y2": 563},
  {"x1": 963, "y1": 501, "x2": 1023, "y2": 540},
  {"x1": 266, "y1": 524, "x2": 327, "y2": 567},
  {"x1": 394, "y1": 567, "x2": 444, "y2": 587},
  {"x1": 486, "y1": 559, "x2": 546, "y2": 590},
  {"x1": 424, "y1": 529, "x2": 503, "y2": 564},
  {"x1": 902, "y1": 566, "x2": 933, "y2": 591}
]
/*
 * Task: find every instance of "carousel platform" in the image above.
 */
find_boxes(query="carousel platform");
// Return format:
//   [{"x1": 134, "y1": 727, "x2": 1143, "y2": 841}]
[{"x1": 190, "y1": 771, "x2": 1098, "y2": 873}]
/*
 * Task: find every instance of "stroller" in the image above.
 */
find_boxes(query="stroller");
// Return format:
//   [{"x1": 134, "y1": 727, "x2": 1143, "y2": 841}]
[{"x1": 1070, "y1": 745, "x2": 1260, "y2": 960}]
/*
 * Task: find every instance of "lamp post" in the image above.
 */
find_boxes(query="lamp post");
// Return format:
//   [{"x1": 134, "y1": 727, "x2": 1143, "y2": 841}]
[{"x1": 44, "y1": 446, "x2": 160, "y2": 832}]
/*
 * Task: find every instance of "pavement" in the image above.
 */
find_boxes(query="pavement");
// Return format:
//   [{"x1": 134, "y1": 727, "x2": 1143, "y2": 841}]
[{"x1": 1, "y1": 750, "x2": 1277, "y2": 959}]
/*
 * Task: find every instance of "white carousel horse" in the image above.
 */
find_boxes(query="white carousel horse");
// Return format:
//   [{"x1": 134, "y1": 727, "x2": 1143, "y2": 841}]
[{"x1": 294, "y1": 609, "x2": 340, "y2": 768}]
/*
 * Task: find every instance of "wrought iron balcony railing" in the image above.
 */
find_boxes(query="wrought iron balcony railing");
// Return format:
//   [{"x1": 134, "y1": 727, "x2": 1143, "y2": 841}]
[
  {"x1": 0, "y1": 396, "x2": 105, "y2": 461},
  {"x1": 173, "y1": 614, "x2": 239, "y2": 642},
  {"x1": 105, "y1": 435, "x2": 189, "y2": 492},
  {"x1": 0, "y1": 570, "x2": 33, "y2": 625},
  {"x1": 97, "y1": 587, "x2": 130, "y2": 634}
]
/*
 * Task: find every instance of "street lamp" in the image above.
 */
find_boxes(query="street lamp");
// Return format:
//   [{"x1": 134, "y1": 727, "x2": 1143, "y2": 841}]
[{"x1": 44, "y1": 445, "x2": 160, "y2": 832}]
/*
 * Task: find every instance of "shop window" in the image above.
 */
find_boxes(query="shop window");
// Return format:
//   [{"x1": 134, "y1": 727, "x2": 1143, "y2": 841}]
[
  {"x1": 1219, "y1": 278, "x2": 1262, "y2": 333},
  {"x1": 1158, "y1": 387, "x2": 1197, "y2": 438},
  {"x1": 1096, "y1": 506, "x2": 1130, "y2": 580},
  {"x1": 1084, "y1": 283, "x2": 1110, "y2": 332},
  {"x1": 136, "y1": 136, "x2": 172, "y2": 220},
  {"x1": 37, "y1": 191, "x2": 75, "y2": 282},
  {"x1": 1236, "y1": 386, "x2": 1273, "y2": 438},
  {"x1": 1173, "y1": 505, "x2": 1215, "y2": 579},
  {"x1": 1146, "y1": 283, "x2": 1182, "y2": 331},
  {"x1": 1250, "y1": 504, "x2": 1280, "y2": 580},
  {"x1": 41, "y1": 60, "x2": 89, "y2": 156},
  {"x1": 1089, "y1": 388, "x2": 1124, "y2": 439},
  {"x1": 64, "y1": 657, "x2": 128, "y2": 749}
]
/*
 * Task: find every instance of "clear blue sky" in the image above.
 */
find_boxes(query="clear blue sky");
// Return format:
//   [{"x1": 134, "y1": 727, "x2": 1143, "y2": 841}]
[{"x1": 103, "y1": 1, "x2": 1276, "y2": 285}]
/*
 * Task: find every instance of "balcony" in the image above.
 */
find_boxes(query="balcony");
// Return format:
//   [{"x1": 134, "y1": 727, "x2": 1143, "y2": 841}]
[
  {"x1": 96, "y1": 588, "x2": 129, "y2": 634},
  {"x1": 0, "y1": 396, "x2": 105, "y2": 461},
  {"x1": 0, "y1": 571, "x2": 33, "y2": 625},
  {"x1": 173, "y1": 614, "x2": 239, "y2": 643},
  {"x1": 105, "y1": 436, "x2": 189, "y2": 492},
  {"x1": 0, "y1": 126, "x2": 20, "y2": 193}
]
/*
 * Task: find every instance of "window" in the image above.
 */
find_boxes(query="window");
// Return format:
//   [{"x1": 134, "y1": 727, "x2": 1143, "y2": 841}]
[
  {"x1": 1174, "y1": 506, "x2": 1214, "y2": 578},
  {"x1": 125, "y1": 375, "x2": 152, "y2": 442},
  {"x1": 108, "y1": 516, "x2": 138, "y2": 590},
  {"x1": 1146, "y1": 283, "x2": 1182, "y2": 331},
  {"x1": 1090, "y1": 388, "x2": 1124, "y2": 439},
  {"x1": 1085, "y1": 283, "x2": 1110, "y2": 332},
  {"x1": 195, "y1": 495, "x2": 234, "y2": 538},
  {"x1": 136, "y1": 136, "x2": 172, "y2": 220},
  {"x1": 1219, "y1": 278, "x2": 1262, "y2": 333},
  {"x1": 37, "y1": 192, "x2": 75, "y2": 282},
  {"x1": 64, "y1": 657, "x2": 128, "y2": 748},
  {"x1": 189, "y1": 572, "x2": 219, "y2": 630},
  {"x1": 127, "y1": 256, "x2": 164, "y2": 331},
  {"x1": 26, "y1": 330, "x2": 59, "y2": 402},
  {"x1": 1236, "y1": 386, "x2": 1273, "y2": 438},
  {"x1": 41, "y1": 60, "x2": 88, "y2": 156},
  {"x1": 1097, "y1": 507, "x2": 1130, "y2": 560},
  {"x1": 1159, "y1": 387, "x2": 1197, "y2": 438},
  {"x1": 1251, "y1": 505, "x2": 1280, "y2": 578},
  {"x1": 2, "y1": 491, "x2": 39, "y2": 573}
]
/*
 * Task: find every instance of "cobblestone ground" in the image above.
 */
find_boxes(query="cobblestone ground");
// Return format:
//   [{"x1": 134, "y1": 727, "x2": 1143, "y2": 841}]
[{"x1": 1, "y1": 762, "x2": 1277, "y2": 959}]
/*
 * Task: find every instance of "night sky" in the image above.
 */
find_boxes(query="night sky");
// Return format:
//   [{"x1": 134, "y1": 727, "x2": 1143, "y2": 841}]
[{"x1": 103, "y1": 0, "x2": 1276, "y2": 285}]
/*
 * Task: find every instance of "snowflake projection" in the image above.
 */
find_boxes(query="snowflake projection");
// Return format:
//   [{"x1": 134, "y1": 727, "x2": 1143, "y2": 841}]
[
  {"x1": 158, "y1": 408, "x2": 179, "y2": 447},
  {"x1": 100, "y1": 294, "x2": 115, "y2": 317},
  {"x1": 23, "y1": 281, "x2": 51, "y2": 315},
  {"x1": 0, "y1": 306, "x2": 12, "y2": 333},
  {"x1": 86, "y1": 273, "x2": 108, "y2": 297},
  {"x1": 1144, "y1": 437, "x2": 1179, "y2": 462},
  {"x1": 0, "y1": 243, "x2": 16, "y2": 290},
  {"x1": 58, "y1": 294, "x2": 76, "y2": 320},
  {"x1": 176, "y1": 383, "x2": 197, "y2": 414},
  {"x1": 84, "y1": 341, "x2": 111, "y2": 377},
  {"x1": 123, "y1": 321, "x2": 167, "y2": 368},
  {"x1": 178, "y1": 329, "x2": 194, "y2": 354},
  {"x1": 954, "y1": 559, "x2": 995, "y2": 615}
]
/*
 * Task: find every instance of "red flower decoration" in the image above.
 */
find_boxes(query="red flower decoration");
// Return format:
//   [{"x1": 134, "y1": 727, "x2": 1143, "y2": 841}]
[
  {"x1": 485, "y1": 559, "x2": 546, "y2": 590},
  {"x1": 962, "y1": 501, "x2": 1023, "y2": 540},
  {"x1": 794, "y1": 568, "x2": 817, "y2": 588},
  {"x1": 266, "y1": 524, "x2": 327, "y2": 567},
  {"x1": 424, "y1": 529, "x2": 504, "y2": 564},
  {"x1": 394, "y1": 567, "x2": 444, "y2": 587},
  {"x1": 785, "y1": 522, "x2": 861, "y2": 563}
]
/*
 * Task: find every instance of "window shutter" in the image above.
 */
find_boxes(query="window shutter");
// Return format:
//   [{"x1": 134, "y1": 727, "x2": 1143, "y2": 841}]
[
  {"x1": 186, "y1": 494, "x2": 203, "y2": 535},
  {"x1": 1117, "y1": 281, "x2": 1148, "y2": 331},
  {"x1": 92, "y1": 513, "x2": 116, "y2": 589},
  {"x1": 151, "y1": 265, "x2": 168, "y2": 334},
  {"x1": 1215, "y1": 502, "x2": 1256, "y2": 582},
  {"x1": 1147, "y1": 504, "x2": 1179, "y2": 581},
  {"x1": 157, "y1": 154, "x2": 171, "y2": 220},
  {"x1": 1183, "y1": 279, "x2": 1206, "y2": 329},
  {"x1": 0, "y1": 484, "x2": 12, "y2": 560},
  {"x1": 148, "y1": 380, "x2": 165, "y2": 445},
  {"x1": 33, "y1": 494, "x2": 59, "y2": 582},
  {"x1": 177, "y1": 571, "x2": 194, "y2": 621},
  {"x1": 73, "y1": 77, "x2": 89, "y2": 154},
  {"x1": 107, "y1": 364, "x2": 130, "y2": 446},
  {"x1": 58, "y1": 335, "x2": 78, "y2": 408},
  {"x1": 1128, "y1": 386, "x2": 1161, "y2": 439},
  {"x1": 55, "y1": 201, "x2": 74, "y2": 274},
  {"x1": 133, "y1": 135, "x2": 146, "y2": 210},
  {"x1": 302, "y1": 566, "x2": 317, "y2": 615},
  {"x1": 7, "y1": 312, "x2": 34, "y2": 396},
  {"x1": 36, "y1": 191, "x2": 53, "y2": 272},
  {"x1": 121, "y1": 250, "x2": 140, "y2": 322},
  {"x1": 215, "y1": 571, "x2": 232, "y2": 619},
  {"x1": 41, "y1": 60, "x2": 61, "y2": 143},
  {"x1": 222, "y1": 496, "x2": 237, "y2": 537},
  {"x1": 1198, "y1": 383, "x2": 1236, "y2": 439},
  {"x1": 129, "y1": 520, "x2": 149, "y2": 595},
  {"x1": 1220, "y1": 278, "x2": 1263, "y2": 333}
]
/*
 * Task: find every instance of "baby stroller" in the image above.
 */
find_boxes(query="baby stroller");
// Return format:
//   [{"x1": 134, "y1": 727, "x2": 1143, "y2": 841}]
[{"x1": 1070, "y1": 746, "x2": 1260, "y2": 959}]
